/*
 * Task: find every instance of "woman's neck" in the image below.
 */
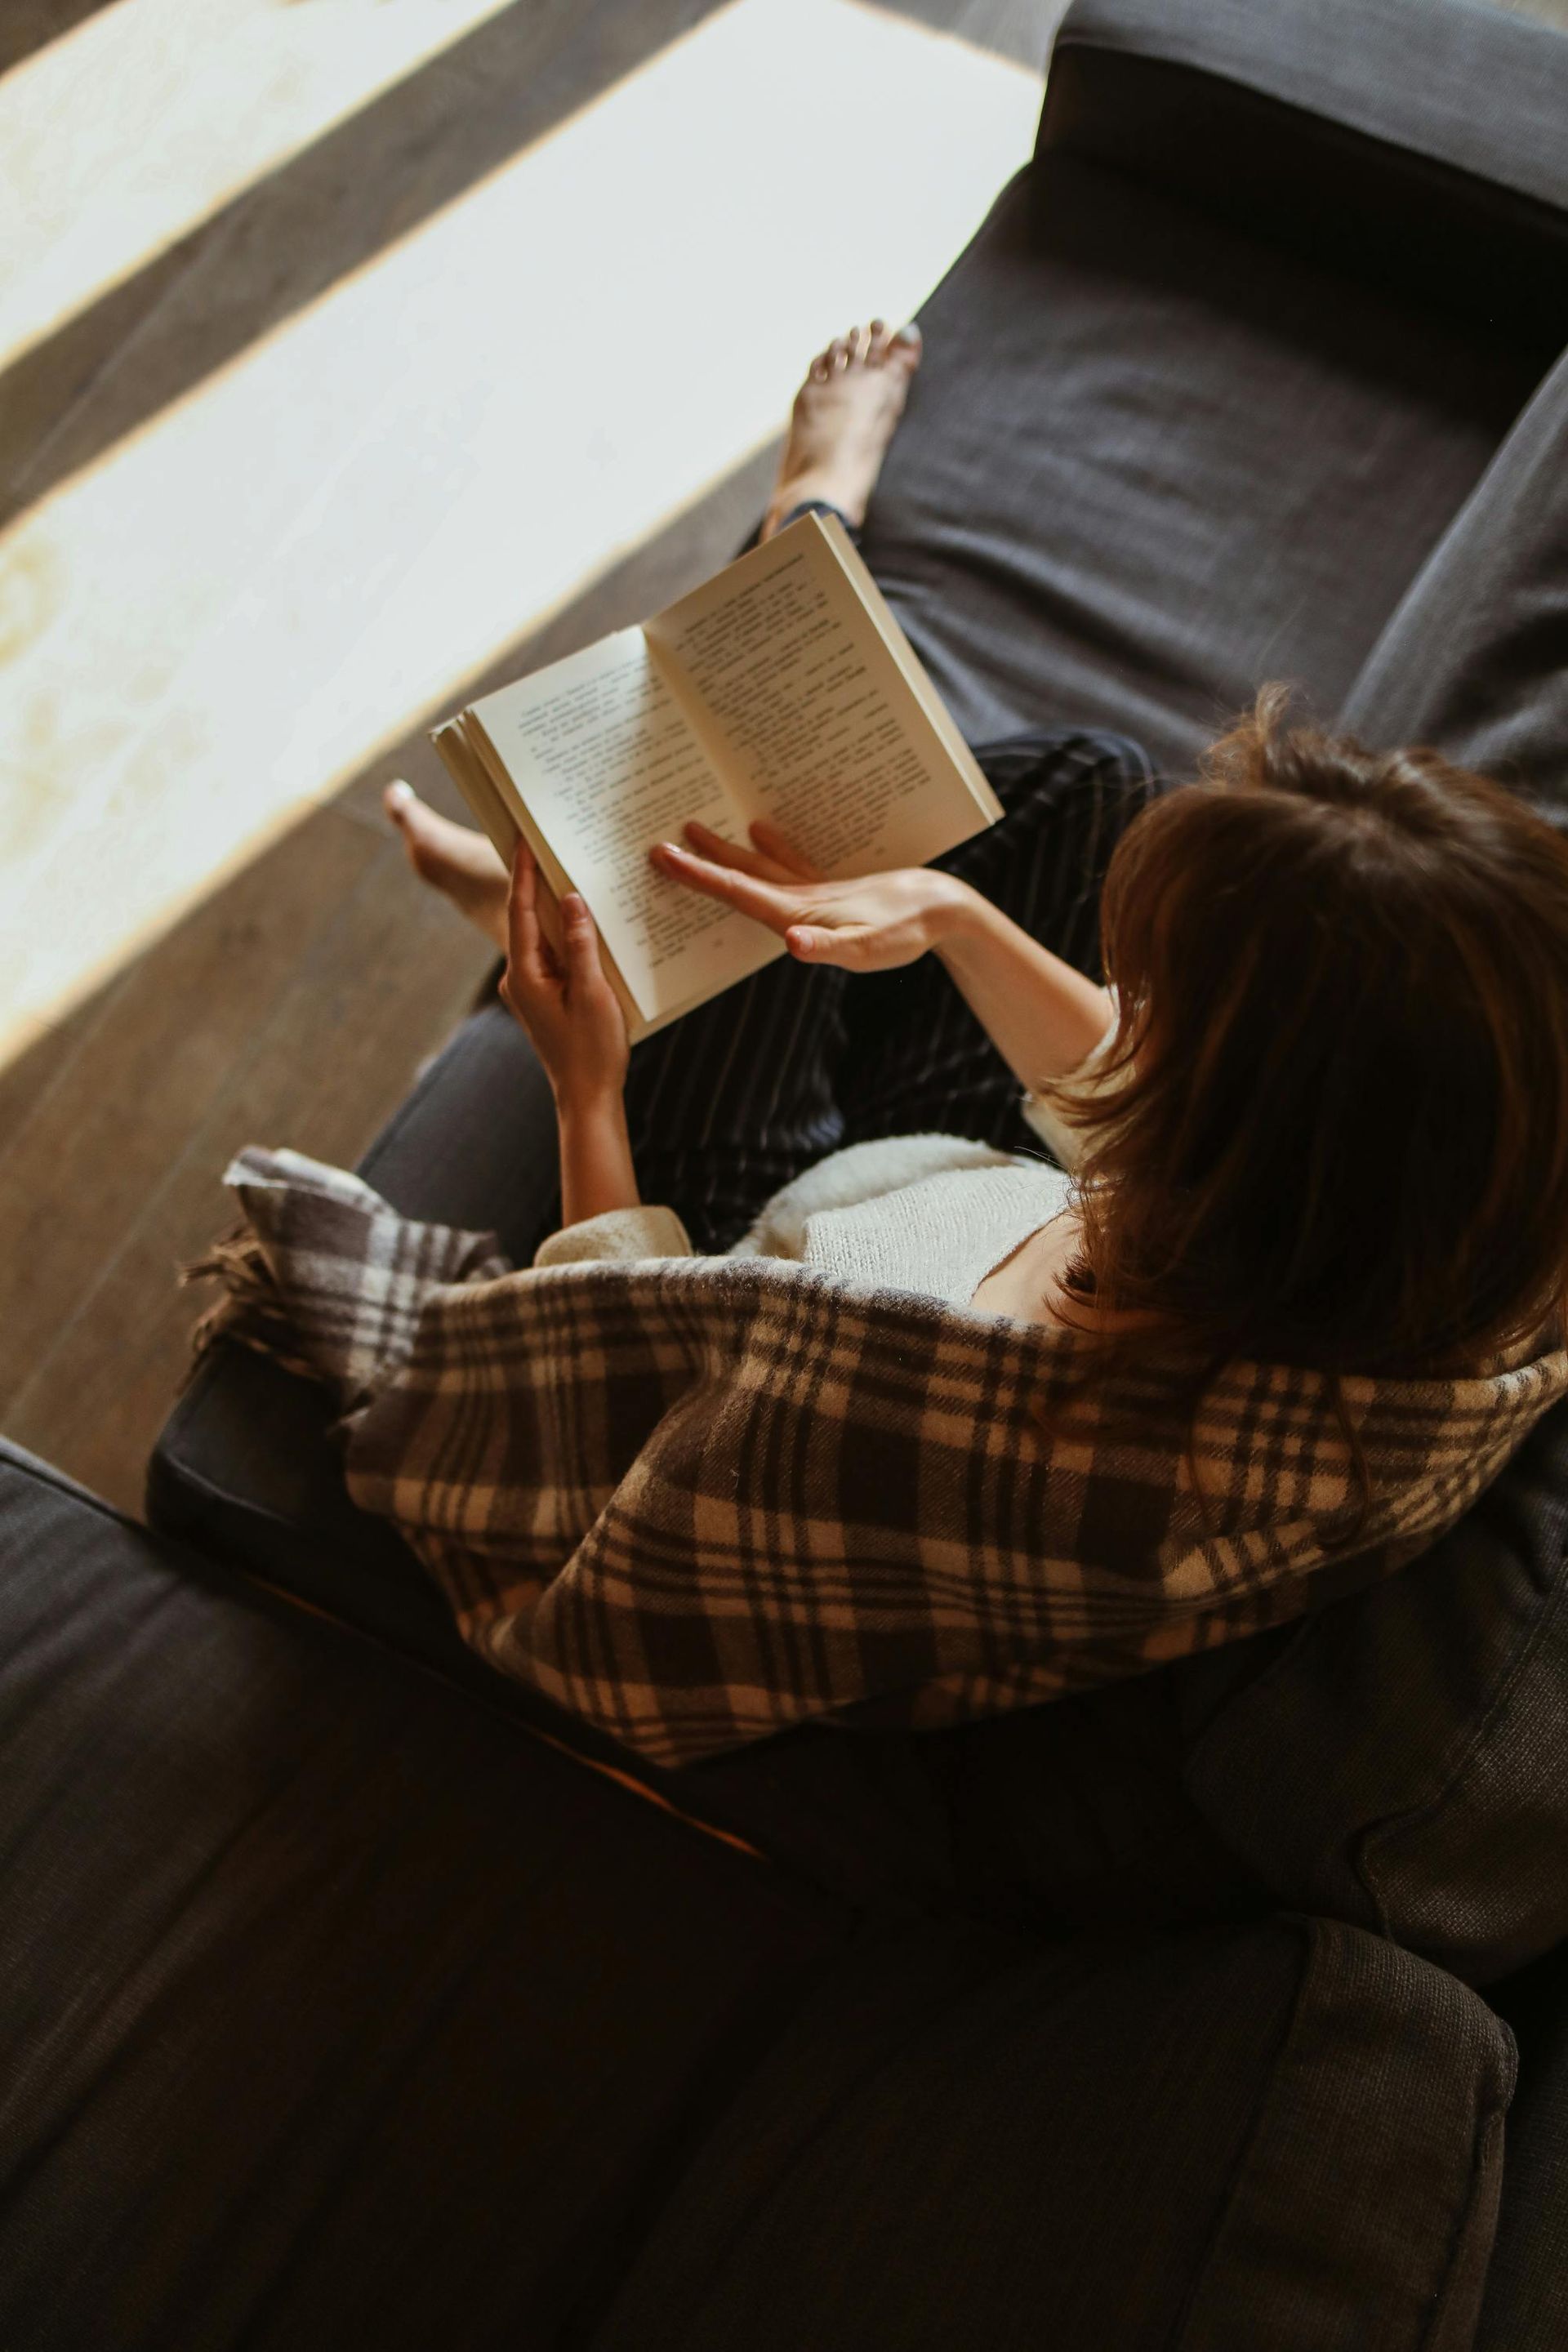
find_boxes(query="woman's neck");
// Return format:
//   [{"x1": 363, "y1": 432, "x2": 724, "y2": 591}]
[{"x1": 970, "y1": 1207, "x2": 1167, "y2": 1338}]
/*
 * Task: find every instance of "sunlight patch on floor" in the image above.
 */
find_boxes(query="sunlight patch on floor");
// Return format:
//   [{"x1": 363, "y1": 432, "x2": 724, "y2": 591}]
[
  {"x1": 0, "y1": 0, "x2": 1042, "y2": 1049},
  {"x1": 0, "y1": 0, "x2": 523, "y2": 372}
]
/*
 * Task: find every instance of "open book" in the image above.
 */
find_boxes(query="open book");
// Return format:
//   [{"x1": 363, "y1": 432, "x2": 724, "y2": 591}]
[{"x1": 431, "y1": 511, "x2": 1001, "y2": 1041}]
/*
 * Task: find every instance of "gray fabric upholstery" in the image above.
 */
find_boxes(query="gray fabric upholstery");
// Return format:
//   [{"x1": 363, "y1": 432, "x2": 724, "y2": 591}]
[
  {"x1": 858, "y1": 154, "x2": 1536, "y2": 776},
  {"x1": 1044, "y1": 11, "x2": 1568, "y2": 354},
  {"x1": 1480, "y1": 1942, "x2": 1568, "y2": 2352},
  {"x1": 856, "y1": 0, "x2": 1567, "y2": 773},
  {"x1": 1339, "y1": 345, "x2": 1568, "y2": 807},
  {"x1": 592, "y1": 1915, "x2": 1514, "y2": 2352},
  {"x1": 5, "y1": 1443, "x2": 1530, "y2": 2350},
  {"x1": 1054, "y1": 0, "x2": 1568, "y2": 214},
  {"x1": 0, "y1": 1441, "x2": 845, "y2": 2352},
  {"x1": 1182, "y1": 1401, "x2": 1568, "y2": 1989}
]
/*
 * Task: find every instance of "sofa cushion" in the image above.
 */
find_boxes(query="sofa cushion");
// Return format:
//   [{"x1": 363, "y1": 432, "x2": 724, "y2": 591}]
[
  {"x1": 0, "y1": 1441, "x2": 846, "y2": 2352},
  {"x1": 1054, "y1": 0, "x2": 1568, "y2": 207},
  {"x1": 1478, "y1": 1940, "x2": 1568, "y2": 2352},
  {"x1": 1049, "y1": 0, "x2": 1568, "y2": 348},
  {"x1": 591, "y1": 1913, "x2": 1513, "y2": 2352},
  {"x1": 1182, "y1": 1397, "x2": 1568, "y2": 1988},
  {"x1": 857, "y1": 149, "x2": 1538, "y2": 777},
  {"x1": 2, "y1": 1441, "x2": 1522, "y2": 2351},
  {"x1": 1339, "y1": 344, "x2": 1568, "y2": 810}
]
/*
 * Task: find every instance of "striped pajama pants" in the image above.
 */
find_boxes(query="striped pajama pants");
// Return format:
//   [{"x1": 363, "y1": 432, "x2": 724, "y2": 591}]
[{"x1": 624, "y1": 721, "x2": 1160, "y2": 1253}]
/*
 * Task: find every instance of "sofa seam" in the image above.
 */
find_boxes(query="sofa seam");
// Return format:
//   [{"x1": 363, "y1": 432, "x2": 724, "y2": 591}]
[{"x1": 1168, "y1": 1913, "x2": 1319, "y2": 2351}]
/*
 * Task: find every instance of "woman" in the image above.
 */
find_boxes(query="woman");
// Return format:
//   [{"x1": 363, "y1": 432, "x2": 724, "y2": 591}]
[
  {"x1": 212, "y1": 326, "x2": 1568, "y2": 1767},
  {"x1": 389, "y1": 321, "x2": 1568, "y2": 1386}
]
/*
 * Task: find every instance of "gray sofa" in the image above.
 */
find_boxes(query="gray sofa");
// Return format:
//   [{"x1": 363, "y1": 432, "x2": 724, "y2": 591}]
[{"x1": 7, "y1": 0, "x2": 1568, "y2": 2343}]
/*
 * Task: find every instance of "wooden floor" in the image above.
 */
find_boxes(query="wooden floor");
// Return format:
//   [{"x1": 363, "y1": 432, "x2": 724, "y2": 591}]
[
  {"x1": 5, "y1": 0, "x2": 1566, "y2": 1512},
  {"x1": 0, "y1": 0, "x2": 1061, "y2": 1510}
]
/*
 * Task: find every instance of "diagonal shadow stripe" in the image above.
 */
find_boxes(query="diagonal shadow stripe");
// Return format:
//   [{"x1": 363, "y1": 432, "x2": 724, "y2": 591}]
[
  {"x1": 1, "y1": 0, "x2": 733, "y2": 529},
  {"x1": 334, "y1": 437, "x2": 784, "y2": 835},
  {"x1": 866, "y1": 0, "x2": 1057, "y2": 70},
  {"x1": 1, "y1": 0, "x2": 117, "y2": 80},
  {"x1": 1, "y1": 0, "x2": 1048, "y2": 534}
]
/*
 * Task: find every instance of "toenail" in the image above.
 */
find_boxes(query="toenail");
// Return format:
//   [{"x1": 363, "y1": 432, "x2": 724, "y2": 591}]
[{"x1": 386, "y1": 780, "x2": 414, "y2": 810}]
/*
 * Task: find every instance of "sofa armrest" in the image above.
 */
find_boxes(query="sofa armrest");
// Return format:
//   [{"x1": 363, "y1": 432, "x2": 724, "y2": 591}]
[
  {"x1": 1338, "y1": 343, "x2": 1568, "y2": 810},
  {"x1": 0, "y1": 1435, "x2": 849, "y2": 2352},
  {"x1": 1038, "y1": 0, "x2": 1568, "y2": 353},
  {"x1": 593, "y1": 1916, "x2": 1515, "y2": 2352}
]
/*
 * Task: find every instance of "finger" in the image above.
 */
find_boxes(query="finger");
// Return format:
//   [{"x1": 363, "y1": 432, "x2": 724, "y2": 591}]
[
  {"x1": 561, "y1": 892, "x2": 610, "y2": 992},
  {"x1": 748, "y1": 817, "x2": 822, "y2": 881},
  {"x1": 506, "y1": 838, "x2": 546, "y2": 983},
  {"x1": 684, "y1": 818, "x2": 798, "y2": 885},
  {"x1": 786, "y1": 923, "x2": 865, "y2": 967},
  {"x1": 651, "y1": 840, "x2": 795, "y2": 932}
]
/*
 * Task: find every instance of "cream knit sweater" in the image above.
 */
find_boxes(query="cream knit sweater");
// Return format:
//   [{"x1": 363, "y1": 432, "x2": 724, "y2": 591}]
[{"x1": 533, "y1": 1091, "x2": 1085, "y2": 1312}]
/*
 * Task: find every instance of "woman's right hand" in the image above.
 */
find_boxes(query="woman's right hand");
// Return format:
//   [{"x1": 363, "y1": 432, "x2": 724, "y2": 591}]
[{"x1": 648, "y1": 819, "x2": 978, "y2": 970}]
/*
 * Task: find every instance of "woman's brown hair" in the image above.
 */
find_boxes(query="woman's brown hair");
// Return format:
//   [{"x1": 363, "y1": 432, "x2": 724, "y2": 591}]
[{"x1": 1049, "y1": 686, "x2": 1568, "y2": 1378}]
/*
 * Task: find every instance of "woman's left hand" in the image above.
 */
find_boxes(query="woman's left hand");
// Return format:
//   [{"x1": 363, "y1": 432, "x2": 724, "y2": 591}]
[
  {"x1": 499, "y1": 840, "x2": 629, "y2": 1105},
  {"x1": 649, "y1": 818, "x2": 974, "y2": 969}
]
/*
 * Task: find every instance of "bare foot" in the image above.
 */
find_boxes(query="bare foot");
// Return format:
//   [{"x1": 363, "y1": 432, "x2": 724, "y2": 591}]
[
  {"x1": 760, "y1": 318, "x2": 922, "y2": 541},
  {"x1": 385, "y1": 780, "x2": 509, "y2": 950}
]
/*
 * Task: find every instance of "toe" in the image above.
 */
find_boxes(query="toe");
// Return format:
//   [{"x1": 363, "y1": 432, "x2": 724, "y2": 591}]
[
  {"x1": 866, "y1": 317, "x2": 890, "y2": 363},
  {"x1": 384, "y1": 778, "x2": 416, "y2": 825},
  {"x1": 827, "y1": 336, "x2": 849, "y2": 372},
  {"x1": 892, "y1": 321, "x2": 923, "y2": 365}
]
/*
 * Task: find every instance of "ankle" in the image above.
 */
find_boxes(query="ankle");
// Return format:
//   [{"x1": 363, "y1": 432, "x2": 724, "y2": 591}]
[{"x1": 765, "y1": 474, "x2": 863, "y2": 534}]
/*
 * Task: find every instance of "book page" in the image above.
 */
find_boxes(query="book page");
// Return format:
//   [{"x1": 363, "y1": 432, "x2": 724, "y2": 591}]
[
  {"x1": 646, "y1": 515, "x2": 997, "y2": 877},
  {"x1": 470, "y1": 630, "x2": 781, "y2": 1018}
]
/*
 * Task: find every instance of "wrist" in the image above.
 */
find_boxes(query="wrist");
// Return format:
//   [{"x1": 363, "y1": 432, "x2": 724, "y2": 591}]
[
  {"x1": 929, "y1": 877, "x2": 994, "y2": 961},
  {"x1": 554, "y1": 1079, "x2": 627, "y2": 1127}
]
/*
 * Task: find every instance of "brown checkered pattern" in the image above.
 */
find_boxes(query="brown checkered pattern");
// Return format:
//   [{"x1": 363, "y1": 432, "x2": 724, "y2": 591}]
[{"x1": 205, "y1": 1147, "x2": 1568, "y2": 1766}]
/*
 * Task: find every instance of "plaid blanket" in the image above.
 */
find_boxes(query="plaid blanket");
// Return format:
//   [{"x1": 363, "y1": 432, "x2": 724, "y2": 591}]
[{"x1": 195, "y1": 1146, "x2": 1568, "y2": 1766}]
